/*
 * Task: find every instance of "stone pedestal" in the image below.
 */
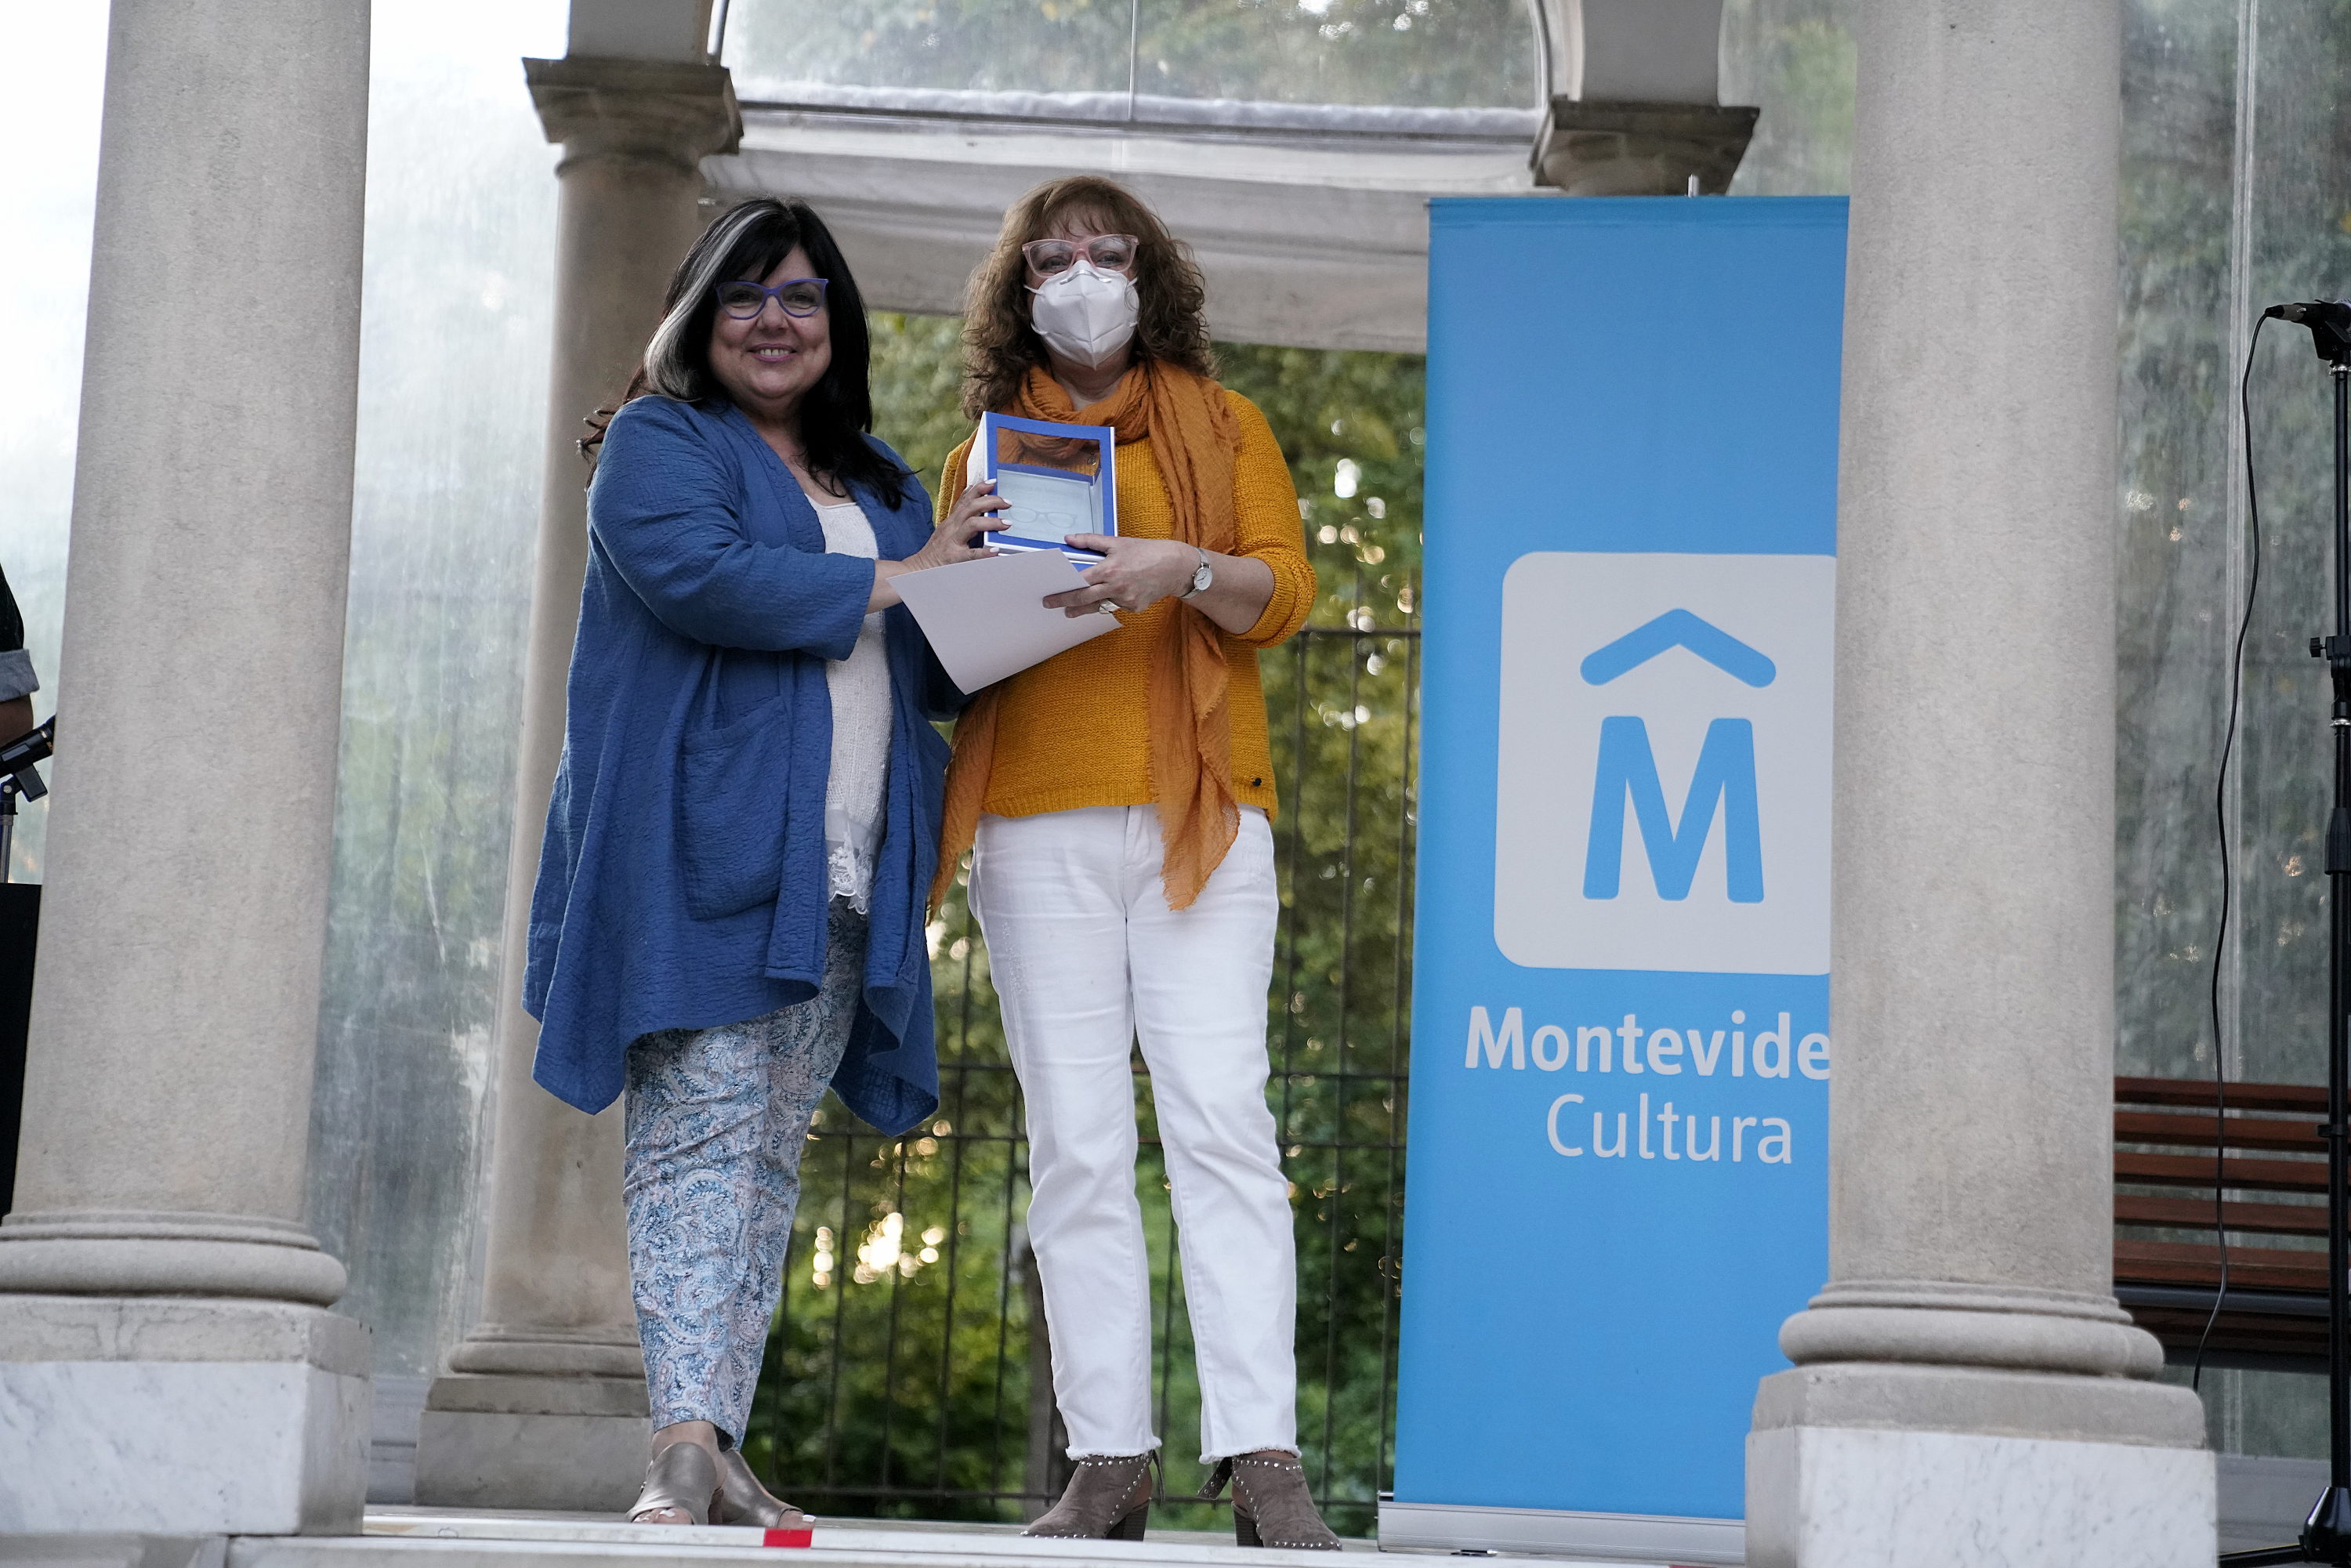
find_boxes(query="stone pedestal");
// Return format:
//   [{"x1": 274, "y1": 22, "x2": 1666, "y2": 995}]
[
  {"x1": 1751, "y1": 1359, "x2": 2212, "y2": 1565},
  {"x1": 1743, "y1": 2, "x2": 2214, "y2": 1562},
  {"x1": 0, "y1": 0, "x2": 372, "y2": 1537},
  {"x1": 411, "y1": 54, "x2": 737, "y2": 1512},
  {"x1": 415, "y1": 1375, "x2": 653, "y2": 1512},
  {"x1": 0, "y1": 1300, "x2": 370, "y2": 1536}
]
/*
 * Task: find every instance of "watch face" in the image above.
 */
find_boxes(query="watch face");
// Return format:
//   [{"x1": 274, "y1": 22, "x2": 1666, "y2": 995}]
[{"x1": 1194, "y1": 561, "x2": 1215, "y2": 592}]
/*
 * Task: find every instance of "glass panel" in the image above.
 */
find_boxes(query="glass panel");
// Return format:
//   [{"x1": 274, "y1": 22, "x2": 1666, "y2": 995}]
[
  {"x1": 2233, "y1": 0, "x2": 2351, "y2": 1091},
  {"x1": 2115, "y1": 0, "x2": 2335, "y2": 1470},
  {"x1": 0, "y1": 5, "x2": 107, "y2": 882},
  {"x1": 1133, "y1": 0, "x2": 1538, "y2": 110},
  {"x1": 302, "y1": 0, "x2": 563, "y2": 1446},
  {"x1": 1719, "y1": 0, "x2": 1857, "y2": 195},
  {"x1": 2113, "y1": 0, "x2": 2242, "y2": 1083},
  {"x1": 725, "y1": 0, "x2": 1135, "y2": 99},
  {"x1": 723, "y1": 0, "x2": 1539, "y2": 110}
]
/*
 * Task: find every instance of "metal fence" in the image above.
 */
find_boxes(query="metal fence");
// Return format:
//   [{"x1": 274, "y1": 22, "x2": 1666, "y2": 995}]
[{"x1": 741, "y1": 623, "x2": 1420, "y2": 1537}]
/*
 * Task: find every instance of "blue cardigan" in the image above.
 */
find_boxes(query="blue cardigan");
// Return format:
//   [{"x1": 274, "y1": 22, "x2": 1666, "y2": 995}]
[{"x1": 523, "y1": 395, "x2": 956, "y2": 1133}]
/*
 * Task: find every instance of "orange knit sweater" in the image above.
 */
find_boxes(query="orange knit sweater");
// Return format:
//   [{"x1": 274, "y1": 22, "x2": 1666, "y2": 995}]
[{"x1": 936, "y1": 388, "x2": 1314, "y2": 820}]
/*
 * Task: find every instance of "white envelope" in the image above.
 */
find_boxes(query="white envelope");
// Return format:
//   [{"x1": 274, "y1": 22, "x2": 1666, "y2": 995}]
[{"x1": 890, "y1": 549, "x2": 1119, "y2": 691}]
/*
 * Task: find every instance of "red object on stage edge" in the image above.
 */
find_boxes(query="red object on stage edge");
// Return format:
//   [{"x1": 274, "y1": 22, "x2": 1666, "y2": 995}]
[{"x1": 762, "y1": 1527, "x2": 813, "y2": 1548}]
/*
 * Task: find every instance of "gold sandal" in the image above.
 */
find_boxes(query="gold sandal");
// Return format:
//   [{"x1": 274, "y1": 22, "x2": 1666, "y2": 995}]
[
  {"x1": 628, "y1": 1441, "x2": 720, "y2": 1526},
  {"x1": 715, "y1": 1448, "x2": 812, "y2": 1531}
]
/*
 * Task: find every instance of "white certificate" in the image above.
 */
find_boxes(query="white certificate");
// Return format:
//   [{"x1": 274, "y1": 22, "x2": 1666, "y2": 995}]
[
  {"x1": 891, "y1": 549, "x2": 1118, "y2": 692},
  {"x1": 991, "y1": 467, "x2": 1096, "y2": 543}
]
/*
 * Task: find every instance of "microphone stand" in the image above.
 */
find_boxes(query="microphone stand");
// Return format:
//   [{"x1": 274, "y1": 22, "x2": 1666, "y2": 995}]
[
  {"x1": 0, "y1": 715, "x2": 47, "y2": 1225},
  {"x1": 2226, "y1": 309, "x2": 2351, "y2": 1566}
]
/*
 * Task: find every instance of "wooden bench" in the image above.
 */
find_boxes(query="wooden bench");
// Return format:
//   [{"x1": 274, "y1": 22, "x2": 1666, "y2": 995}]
[{"x1": 2114, "y1": 1076, "x2": 2333, "y2": 1370}]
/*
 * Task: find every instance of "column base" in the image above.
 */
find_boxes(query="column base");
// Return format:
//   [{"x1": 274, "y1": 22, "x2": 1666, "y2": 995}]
[
  {"x1": 1747, "y1": 1363, "x2": 2213, "y2": 1567},
  {"x1": 0, "y1": 1212, "x2": 346, "y2": 1305},
  {"x1": 414, "y1": 1373, "x2": 650, "y2": 1512},
  {"x1": 0, "y1": 1297, "x2": 370, "y2": 1535}
]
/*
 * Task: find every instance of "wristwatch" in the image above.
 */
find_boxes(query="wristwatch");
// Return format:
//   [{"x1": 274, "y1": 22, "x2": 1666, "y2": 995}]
[{"x1": 1180, "y1": 546, "x2": 1215, "y2": 599}]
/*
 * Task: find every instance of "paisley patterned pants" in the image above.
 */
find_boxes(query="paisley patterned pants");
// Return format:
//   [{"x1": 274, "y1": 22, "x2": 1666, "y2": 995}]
[{"x1": 621, "y1": 902, "x2": 865, "y2": 1440}]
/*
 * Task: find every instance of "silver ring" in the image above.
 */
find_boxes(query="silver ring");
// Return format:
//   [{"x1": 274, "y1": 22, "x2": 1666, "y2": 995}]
[{"x1": 1097, "y1": 600, "x2": 1122, "y2": 615}]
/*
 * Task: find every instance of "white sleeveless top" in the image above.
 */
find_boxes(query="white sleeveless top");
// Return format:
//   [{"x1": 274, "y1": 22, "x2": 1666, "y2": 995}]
[{"x1": 815, "y1": 499, "x2": 892, "y2": 911}]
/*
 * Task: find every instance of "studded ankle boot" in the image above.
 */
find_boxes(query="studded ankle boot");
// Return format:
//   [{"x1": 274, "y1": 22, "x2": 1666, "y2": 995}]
[
  {"x1": 1024, "y1": 1450, "x2": 1158, "y2": 1541},
  {"x1": 1199, "y1": 1451, "x2": 1340, "y2": 1551}
]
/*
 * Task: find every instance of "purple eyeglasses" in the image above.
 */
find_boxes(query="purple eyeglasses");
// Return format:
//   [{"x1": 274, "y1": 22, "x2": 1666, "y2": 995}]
[{"x1": 715, "y1": 277, "x2": 828, "y2": 319}]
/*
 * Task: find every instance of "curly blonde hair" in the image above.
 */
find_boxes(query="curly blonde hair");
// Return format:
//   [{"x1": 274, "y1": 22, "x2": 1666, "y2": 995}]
[{"x1": 959, "y1": 176, "x2": 1218, "y2": 418}]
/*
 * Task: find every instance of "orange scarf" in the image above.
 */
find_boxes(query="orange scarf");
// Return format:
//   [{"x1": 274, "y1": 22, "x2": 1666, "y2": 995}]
[{"x1": 930, "y1": 360, "x2": 1244, "y2": 912}]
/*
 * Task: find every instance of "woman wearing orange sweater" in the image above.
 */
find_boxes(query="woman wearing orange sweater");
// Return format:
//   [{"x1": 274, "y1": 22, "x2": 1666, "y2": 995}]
[{"x1": 932, "y1": 176, "x2": 1335, "y2": 1551}]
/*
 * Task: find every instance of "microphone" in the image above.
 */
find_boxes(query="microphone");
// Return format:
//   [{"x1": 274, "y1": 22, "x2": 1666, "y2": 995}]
[
  {"x1": 2266, "y1": 300, "x2": 2351, "y2": 325},
  {"x1": 2266, "y1": 301, "x2": 2351, "y2": 364},
  {"x1": 2, "y1": 716, "x2": 53, "y2": 802}
]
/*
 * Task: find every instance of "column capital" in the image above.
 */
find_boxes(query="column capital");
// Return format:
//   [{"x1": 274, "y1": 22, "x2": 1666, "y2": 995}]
[
  {"x1": 1532, "y1": 99, "x2": 1759, "y2": 195},
  {"x1": 523, "y1": 55, "x2": 742, "y2": 171}
]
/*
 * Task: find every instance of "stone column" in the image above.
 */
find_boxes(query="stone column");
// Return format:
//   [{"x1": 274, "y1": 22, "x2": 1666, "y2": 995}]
[
  {"x1": 413, "y1": 54, "x2": 737, "y2": 1513},
  {"x1": 0, "y1": 0, "x2": 372, "y2": 1537},
  {"x1": 1744, "y1": 3, "x2": 2215, "y2": 1563}
]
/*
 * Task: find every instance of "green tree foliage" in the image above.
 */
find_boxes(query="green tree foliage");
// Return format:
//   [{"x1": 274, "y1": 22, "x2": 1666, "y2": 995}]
[
  {"x1": 1220, "y1": 341, "x2": 1424, "y2": 627},
  {"x1": 741, "y1": 318, "x2": 1424, "y2": 1536},
  {"x1": 864, "y1": 313, "x2": 973, "y2": 489}
]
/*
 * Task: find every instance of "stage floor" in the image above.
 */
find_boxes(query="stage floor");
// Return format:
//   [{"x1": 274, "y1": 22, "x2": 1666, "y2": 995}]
[
  {"x1": 295, "y1": 1508, "x2": 1400, "y2": 1566},
  {"x1": 0, "y1": 1507, "x2": 1679, "y2": 1566}
]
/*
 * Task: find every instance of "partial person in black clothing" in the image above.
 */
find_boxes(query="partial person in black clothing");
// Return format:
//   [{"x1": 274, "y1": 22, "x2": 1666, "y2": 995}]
[
  {"x1": 0, "y1": 563, "x2": 33, "y2": 747},
  {"x1": 0, "y1": 557, "x2": 38, "y2": 1222}
]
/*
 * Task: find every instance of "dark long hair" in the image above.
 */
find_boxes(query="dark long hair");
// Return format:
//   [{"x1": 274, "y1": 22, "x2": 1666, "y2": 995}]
[
  {"x1": 960, "y1": 175, "x2": 1217, "y2": 418},
  {"x1": 585, "y1": 197, "x2": 904, "y2": 499}
]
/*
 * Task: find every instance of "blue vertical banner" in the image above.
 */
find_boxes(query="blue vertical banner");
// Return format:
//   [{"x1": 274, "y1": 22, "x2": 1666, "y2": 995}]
[{"x1": 1392, "y1": 198, "x2": 1847, "y2": 1544}]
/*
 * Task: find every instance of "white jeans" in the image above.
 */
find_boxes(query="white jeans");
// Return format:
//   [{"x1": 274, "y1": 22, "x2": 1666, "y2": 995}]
[{"x1": 971, "y1": 804, "x2": 1297, "y2": 1462}]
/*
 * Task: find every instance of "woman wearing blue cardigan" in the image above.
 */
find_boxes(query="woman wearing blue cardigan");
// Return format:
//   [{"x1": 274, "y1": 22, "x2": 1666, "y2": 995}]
[{"x1": 524, "y1": 197, "x2": 1006, "y2": 1528}]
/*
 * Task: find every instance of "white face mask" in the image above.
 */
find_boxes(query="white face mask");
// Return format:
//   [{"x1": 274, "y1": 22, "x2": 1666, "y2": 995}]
[{"x1": 1028, "y1": 260, "x2": 1139, "y2": 370}]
